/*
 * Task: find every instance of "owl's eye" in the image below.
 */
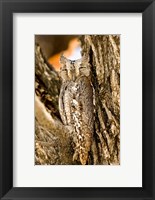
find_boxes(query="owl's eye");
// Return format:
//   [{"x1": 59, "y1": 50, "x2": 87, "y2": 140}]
[
  {"x1": 60, "y1": 69, "x2": 68, "y2": 78},
  {"x1": 79, "y1": 67, "x2": 88, "y2": 71},
  {"x1": 62, "y1": 69, "x2": 67, "y2": 72},
  {"x1": 79, "y1": 66, "x2": 90, "y2": 77}
]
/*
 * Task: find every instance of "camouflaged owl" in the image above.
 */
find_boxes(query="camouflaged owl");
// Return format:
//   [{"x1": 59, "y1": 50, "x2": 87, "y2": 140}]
[{"x1": 59, "y1": 54, "x2": 94, "y2": 165}]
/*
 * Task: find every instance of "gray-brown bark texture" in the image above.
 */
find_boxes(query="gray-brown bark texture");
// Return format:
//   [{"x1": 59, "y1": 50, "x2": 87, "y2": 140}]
[{"x1": 35, "y1": 35, "x2": 120, "y2": 165}]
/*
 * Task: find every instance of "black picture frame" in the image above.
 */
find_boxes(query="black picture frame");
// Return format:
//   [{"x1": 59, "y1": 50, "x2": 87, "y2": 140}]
[{"x1": 0, "y1": 0, "x2": 155, "y2": 199}]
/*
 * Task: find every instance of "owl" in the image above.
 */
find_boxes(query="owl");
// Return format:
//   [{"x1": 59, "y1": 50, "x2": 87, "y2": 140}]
[{"x1": 59, "y1": 54, "x2": 94, "y2": 165}]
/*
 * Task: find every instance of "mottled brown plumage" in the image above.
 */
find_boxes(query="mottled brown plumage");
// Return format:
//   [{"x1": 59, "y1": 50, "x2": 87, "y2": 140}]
[{"x1": 59, "y1": 55, "x2": 94, "y2": 165}]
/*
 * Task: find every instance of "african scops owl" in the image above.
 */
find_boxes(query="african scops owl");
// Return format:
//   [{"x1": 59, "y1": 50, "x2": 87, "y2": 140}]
[{"x1": 59, "y1": 54, "x2": 94, "y2": 165}]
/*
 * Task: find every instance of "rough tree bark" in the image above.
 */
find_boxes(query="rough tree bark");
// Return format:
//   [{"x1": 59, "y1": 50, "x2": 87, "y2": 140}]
[{"x1": 35, "y1": 35, "x2": 120, "y2": 165}]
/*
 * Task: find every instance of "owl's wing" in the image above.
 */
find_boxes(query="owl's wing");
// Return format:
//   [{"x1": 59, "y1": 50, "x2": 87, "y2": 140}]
[
  {"x1": 59, "y1": 83, "x2": 67, "y2": 125},
  {"x1": 59, "y1": 82, "x2": 73, "y2": 126}
]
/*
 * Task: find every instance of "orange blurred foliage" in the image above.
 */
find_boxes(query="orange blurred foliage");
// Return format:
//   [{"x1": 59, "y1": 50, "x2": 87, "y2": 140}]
[{"x1": 48, "y1": 38, "x2": 80, "y2": 71}]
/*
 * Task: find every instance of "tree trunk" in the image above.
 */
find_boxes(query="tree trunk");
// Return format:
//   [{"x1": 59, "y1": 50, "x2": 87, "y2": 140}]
[{"x1": 35, "y1": 35, "x2": 120, "y2": 165}]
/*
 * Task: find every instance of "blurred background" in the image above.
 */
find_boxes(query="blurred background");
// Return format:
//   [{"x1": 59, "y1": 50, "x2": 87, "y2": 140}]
[{"x1": 35, "y1": 35, "x2": 81, "y2": 71}]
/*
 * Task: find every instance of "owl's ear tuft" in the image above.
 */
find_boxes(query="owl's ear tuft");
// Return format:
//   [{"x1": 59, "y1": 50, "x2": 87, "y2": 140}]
[
  {"x1": 82, "y1": 54, "x2": 89, "y2": 63},
  {"x1": 60, "y1": 54, "x2": 68, "y2": 64},
  {"x1": 75, "y1": 58, "x2": 82, "y2": 65}
]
